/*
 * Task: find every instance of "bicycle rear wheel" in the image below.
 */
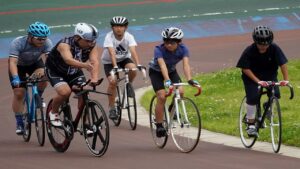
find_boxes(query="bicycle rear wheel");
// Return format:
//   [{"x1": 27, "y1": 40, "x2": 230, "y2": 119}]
[
  {"x1": 111, "y1": 86, "x2": 122, "y2": 126},
  {"x1": 269, "y1": 97, "x2": 282, "y2": 153},
  {"x1": 239, "y1": 97, "x2": 257, "y2": 148},
  {"x1": 126, "y1": 83, "x2": 137, "y2": 130},
  {"x1": 34, "y1": 95, "x2": 45, "y2": 146},
  {"x1": 23, "y1": 98, "x2": 31, "y2": 142},
  {"x1": 149, "y1": 96, "x2": 168, "y2": 148},
  {"x1": 46, "y1": 99, "x2": 73, "y2": 153},
  {"x1": 170, "y1": 97, "x2": 201, "y2": 153},
  {"x1": 82, "y1": 100, "x2": 110, "y2": 157}
]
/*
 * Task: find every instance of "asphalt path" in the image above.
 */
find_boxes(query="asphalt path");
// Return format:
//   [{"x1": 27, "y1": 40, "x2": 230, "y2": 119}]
[{"x1": 0, "y1": 30, "x2": 300, "y2": 169}]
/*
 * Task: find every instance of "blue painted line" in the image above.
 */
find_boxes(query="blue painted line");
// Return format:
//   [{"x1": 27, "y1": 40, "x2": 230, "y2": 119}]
[{"x1": 1, "y1": 12, "x2": 300, "y2": 58}]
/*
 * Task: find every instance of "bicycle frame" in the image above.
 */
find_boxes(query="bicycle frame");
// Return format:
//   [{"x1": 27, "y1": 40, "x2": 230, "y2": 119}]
[
  {"x1": 24, "y1": 80, "x2": 41, "y2": 123},
  {"x1": 256, "y1": 82, "x2": 294, "y2": 131},
  {"x1": 112, "y1": 67, "x2": 146, "y2": 108},
  {"x1": 165, "y1": 83, "x2": 201, "y2": 129}
]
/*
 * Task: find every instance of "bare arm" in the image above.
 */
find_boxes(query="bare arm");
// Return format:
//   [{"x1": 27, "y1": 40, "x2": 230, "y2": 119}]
[
  {"x1": 107, "y1": 47, "x2": 117, "y2": 67},
  {"x1": 157, "y1": 58, "x2": 170, "y2": 81},
  {"x1": 89, "y1": 46, "x2": 101, "y2": 82},
  {"x1": 242, "y1": 68, "x2": 260, "y2": 83},
  {"x1": 57, "y1": 43, "x2": 91, "y2": 70},
  {"x1": 182, "y1": 57, "x2": 192, "y2": 81},
  {"x1": 129, "y1": 46, "x2": 140, "y2": 65},
  {"x1": 8, "y1": 57, "x2": 18, "y2": 76},
  {"x1": 280, "y1": 64, "x2": 289, "y2": 81}
]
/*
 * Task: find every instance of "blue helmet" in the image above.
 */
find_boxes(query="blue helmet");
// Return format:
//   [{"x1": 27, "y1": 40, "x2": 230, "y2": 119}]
[{"x1": 27, "y1": 22, "x2": 51, "y2": 37}]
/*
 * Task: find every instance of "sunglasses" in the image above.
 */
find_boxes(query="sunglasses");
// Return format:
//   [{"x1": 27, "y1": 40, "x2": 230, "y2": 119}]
[
  {"x1": 81, "y1": 38, "x2": 96, "y2": 44},
  {"x1": 164, "y1": 40, "x2": 178, "y2": 45},
  {"x1": 33, "y1": 37, "x2": 47, "y2": 41}
]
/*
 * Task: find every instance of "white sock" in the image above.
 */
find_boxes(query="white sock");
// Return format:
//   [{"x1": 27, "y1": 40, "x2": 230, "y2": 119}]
[{"x1": 246, "y1": 104, "x2": 256, "y2": 120}]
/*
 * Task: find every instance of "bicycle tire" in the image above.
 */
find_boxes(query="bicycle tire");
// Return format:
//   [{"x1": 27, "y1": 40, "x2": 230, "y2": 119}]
[
  {"x1": 112, "y1": 86, "x2": 122, "y2": 126},
  {"x1": 126, "y1": 83, "x2": 137, "y2": 130},
  {"x1": 46, "y1": 99, "x2": 73, "y2": 153},
  {"x1": 170, "y1": 97, "x2": 201, "y2": 153},
  {"x1": 149, "y1": 96, "x2": 168, "y2": 148},
  {"x1": 34, "y1": 94, "x2": 45, "y2": 146},
  {"x1": 22, "y1": 97, "x2": 31, "y2": 142},
  {"x1": 82, "y1": 100, "x2": 110, "y2": 157},
  {"x1": 239, "y1": 97, "x2": 257, "y2": 148},
  {"x1": 269, "y1": 97, "x2": 282, "y2": 153}
]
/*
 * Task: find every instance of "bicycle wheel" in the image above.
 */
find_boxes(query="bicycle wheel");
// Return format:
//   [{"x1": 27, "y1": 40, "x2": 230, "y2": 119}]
[
  {"x1": 269, "y1": 97, "x2": 282, "y2": 153},
  {"x1": 170, "y1": 97, "x2": 201, "y2": 153},
  {"x1": 34, "y1": 95, "x2": 45, "y2": 146},
  {"x1": 126, "y1": 83, "x2": 137, "y2": 130},
  {"x1": 23, "y1": 97, "x2": 31, "y2": 142},
  {"x1": 82, "y1": 100, "x2": 110, "y2": 157},
  {"x1": 239, "y1": 97, "x2": 257, "y2": 148},
  {"x1": 46, "y1": 99, "x2": 73, "y2": 153},
  {"x1": 112, "y1": 86, "x2": 122, "y2": 126},
  {"x1": 149, "y1": 96, "x2": 168, "y2": 148}
]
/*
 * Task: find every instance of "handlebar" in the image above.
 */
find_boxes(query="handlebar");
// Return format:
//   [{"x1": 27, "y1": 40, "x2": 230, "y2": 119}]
[
  {"x1": 165, "y1": 82, "x2": 202, "y2": 97},
  {"x1": 110, "y1": 67, "x2": 147, "y2": 80},
  {"x1": 258, "y1": 81, "x2": 294, "y2": 100},
  {"x1": 20, "y1": 74, "x2": 47, "y2": 85},
  {"x1": 72, "y1": 78, "x2": 110, "y2": 97}
]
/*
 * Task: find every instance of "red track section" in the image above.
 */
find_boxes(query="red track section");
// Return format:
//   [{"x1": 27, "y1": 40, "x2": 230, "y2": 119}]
[{"x1": 0, "y1": 0, "x2": 177, "y2": 15}]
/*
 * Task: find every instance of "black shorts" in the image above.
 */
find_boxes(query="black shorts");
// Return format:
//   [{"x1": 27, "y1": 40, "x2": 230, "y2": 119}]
[
  {"x1": 149, "y1": 68, "x2": 181, "y2": 92},
  {"x1": 103, "y1": 58, "x2": 134, "y2": 77},
  {"x1": 45, "y1": 67, "x2": 86, "y2": 88},
  {"x1": 242, "y1": 76, "x2": 280, "y2": 105},
  {"x1": 9, "y1": 59, "x2": 45, "y2": 88}
]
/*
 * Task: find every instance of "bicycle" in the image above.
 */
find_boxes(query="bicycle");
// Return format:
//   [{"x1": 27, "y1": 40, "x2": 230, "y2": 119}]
[
  {"x1": 149, "y1": 82, "x2": 202, "y2": 153},
  {"x1": 46, "y1": 79, "x2": 110, "y2": 157},
  {"x1": 21, "y1": 75, "x2": 47, "y2": 146},
  {"x1": 239, "y1": 81, "x2": 294, "y2": 153},
  {"x1": 110, "y1": 67, "x2": 146, "y2": 130}
]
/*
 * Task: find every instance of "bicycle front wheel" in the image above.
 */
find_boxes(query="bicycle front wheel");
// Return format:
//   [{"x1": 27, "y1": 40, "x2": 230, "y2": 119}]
[
  {"x1": 82, "y1": 100, "x2": 110, "y2": 157},
  {"x1": 34, "y1": 95, "x2": 45, "y2": 146},
  {"x1": 23, "y1": 98, "x2": 31, "y2": 142},
  {"x1": 112, "y1": 86, "x2": 122, "y2": 126},
  {"x1": 269, "y1": 97, "x2": 282, "y2": 153},
  {"x1": 149, "y1": 96, "x2": 168, "y2": 148},
  {"x1": 170, "y1": 97, "x2": 201, "y2": 153},
  {"x1": 46, "y1": 99, "x2": 73, "y2": 153},
  {"x1": 126, "y1": 83, "x2": 137, "y2": 130},
  {"x1": 239, "y1": 97, "x2": 257, "y2": 148}
]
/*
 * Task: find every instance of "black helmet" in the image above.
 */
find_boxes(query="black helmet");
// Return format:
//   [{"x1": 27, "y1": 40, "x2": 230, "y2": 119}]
[
  {"x1": 110, "y1": 16, "x2": 129, "y2": 26},
  {"x1": 252, "y1": 25, "x2": 273, "y2": 45}
]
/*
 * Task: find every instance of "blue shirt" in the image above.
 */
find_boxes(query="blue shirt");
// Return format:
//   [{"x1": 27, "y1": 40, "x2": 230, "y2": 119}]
[
  {"x1": 9, "y1": 36, "x2": 53, "y2": 66},
  {"x1": 149, "y1": 43, "x2": 189, "y2": 72}
]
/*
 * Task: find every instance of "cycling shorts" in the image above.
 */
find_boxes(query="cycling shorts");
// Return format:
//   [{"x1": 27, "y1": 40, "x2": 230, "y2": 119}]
[
  {"x1": 103, "y1": 58, "x2": 134, "y2": 77},
  {"x1": 9, "y1": 59, "x2": 44, "y2": 89},
  {"x1": 149, "y1": 68, "x2": 181, "y2": 92}
]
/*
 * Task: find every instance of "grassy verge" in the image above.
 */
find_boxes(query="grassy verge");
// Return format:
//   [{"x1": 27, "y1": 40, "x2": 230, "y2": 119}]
[{"x1": 141, "y1": 59, "x2": 300, "y2": 147}]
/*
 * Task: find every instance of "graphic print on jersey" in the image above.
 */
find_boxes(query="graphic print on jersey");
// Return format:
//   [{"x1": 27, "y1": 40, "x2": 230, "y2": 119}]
[{"x1": 116, "y1": 45, "x2": 128, "y2": 55}]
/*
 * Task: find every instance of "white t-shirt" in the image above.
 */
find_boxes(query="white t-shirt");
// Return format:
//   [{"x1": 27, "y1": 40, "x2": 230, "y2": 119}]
[{"x1": 101, "y1": 31, "x2": 137, "y2": 64}]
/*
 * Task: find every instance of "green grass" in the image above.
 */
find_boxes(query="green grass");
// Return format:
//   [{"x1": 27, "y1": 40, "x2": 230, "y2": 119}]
[{"x1": 141, "y1": 59, "x2": 300, "y2": 147}]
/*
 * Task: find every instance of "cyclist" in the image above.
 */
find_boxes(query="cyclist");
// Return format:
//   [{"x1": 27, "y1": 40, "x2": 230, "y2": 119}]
[
  {"x1": 236, "y1": 25, "x2": 289, "y2": 137},
  {"x1": 148, "y1": 27, "x2": 200, "y2": 137},
  {"x1": 101, "y1": 16, "x2": 143, "y2": 120},
  {"x1": 8, "y1": 22, "x2": 52, "y2": 135},
  {"x1": 45, "y1": 22, "x2": 100, "y2": 127}
]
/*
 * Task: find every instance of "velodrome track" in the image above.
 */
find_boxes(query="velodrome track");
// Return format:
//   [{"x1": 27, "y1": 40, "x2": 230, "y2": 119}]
[
  {"x1": 0, "y1": 30, "x2": 300, "y2": 169},
  {"x1": 1, "y1": 0, "x2": 300, "y2": 168}
]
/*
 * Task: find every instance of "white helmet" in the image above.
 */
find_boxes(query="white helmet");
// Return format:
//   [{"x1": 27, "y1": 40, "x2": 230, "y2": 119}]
[
  {"x1": 161, "y1": 27, "x2": 184, "y2": 40},
  {"x1": 74, "y1": 23, "x2": 99, "y2": 41}
]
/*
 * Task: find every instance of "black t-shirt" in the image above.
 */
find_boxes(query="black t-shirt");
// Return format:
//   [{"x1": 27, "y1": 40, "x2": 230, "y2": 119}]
[
  {"x1": 236, "y1": 43, "x2": 288, "y2": 81},
  {"x1": 46, "y1": 36, "x2": 94, "y2": 75}
]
